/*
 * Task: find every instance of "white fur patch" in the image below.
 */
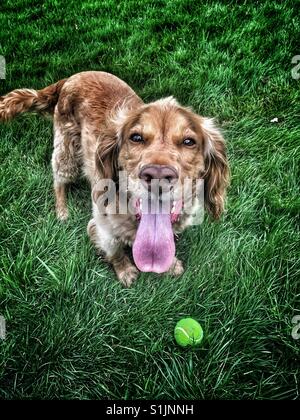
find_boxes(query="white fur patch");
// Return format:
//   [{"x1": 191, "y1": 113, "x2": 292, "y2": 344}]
[
  {"x1": 152, "y1": 96, "x2": 179, "y2": 110},
  {"x1": 110, "y1": 98, "x2": 137, "y2": 142},
  {"x1": 201, "y1": 117, "x2": 223, "y2": 156}
]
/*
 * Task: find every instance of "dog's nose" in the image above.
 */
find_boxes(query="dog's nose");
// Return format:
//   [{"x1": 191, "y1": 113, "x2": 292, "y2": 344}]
[{"x1": 139, "y1": 164, "x2": 178, "y2": 186}]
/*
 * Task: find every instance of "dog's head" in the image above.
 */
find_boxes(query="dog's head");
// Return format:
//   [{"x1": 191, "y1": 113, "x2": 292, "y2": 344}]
[{"x1": 96, "y1": 97, "x2": 229, "y2": 273}]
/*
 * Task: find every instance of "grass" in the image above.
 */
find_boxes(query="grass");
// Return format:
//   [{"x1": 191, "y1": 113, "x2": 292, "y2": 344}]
[{"x1": 0, "y1": 0, "x2": 299, "y2": 400}]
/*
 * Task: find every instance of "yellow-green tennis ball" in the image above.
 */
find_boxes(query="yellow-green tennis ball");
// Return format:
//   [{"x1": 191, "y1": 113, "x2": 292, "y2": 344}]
[{"x1": 174, "y1": 318, "x2": 203, "y2": 347}]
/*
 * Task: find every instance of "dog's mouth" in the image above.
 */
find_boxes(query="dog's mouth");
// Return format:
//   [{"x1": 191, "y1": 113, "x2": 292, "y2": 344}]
[{"x1": 132, "y1": 197, "x2": 182, "y2": 273}]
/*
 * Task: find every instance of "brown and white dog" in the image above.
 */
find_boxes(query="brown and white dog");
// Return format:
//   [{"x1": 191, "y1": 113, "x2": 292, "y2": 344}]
[{"x1": 0, "y1": 71, "x2": 229, "y2": 286}]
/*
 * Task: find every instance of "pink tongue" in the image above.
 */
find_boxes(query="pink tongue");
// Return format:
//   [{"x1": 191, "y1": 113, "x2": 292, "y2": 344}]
[{"x1": 133, "y1": 212, "x2": 175, "y2": 273}]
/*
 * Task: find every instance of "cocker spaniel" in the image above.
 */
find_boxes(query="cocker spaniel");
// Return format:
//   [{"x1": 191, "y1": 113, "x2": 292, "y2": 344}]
[{"x1": 0, "y1": 71, "x2": 229, "y2": 286}]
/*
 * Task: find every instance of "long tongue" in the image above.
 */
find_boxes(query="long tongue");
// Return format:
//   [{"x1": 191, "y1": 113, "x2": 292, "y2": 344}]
[{"x1": 133, "y1": 212, "x2": 175, "y2": 273}]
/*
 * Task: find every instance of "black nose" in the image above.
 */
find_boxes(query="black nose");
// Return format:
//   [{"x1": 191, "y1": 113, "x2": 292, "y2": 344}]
[{"x1": 139, "y1": 164, "x2": 178, "y2": 186}]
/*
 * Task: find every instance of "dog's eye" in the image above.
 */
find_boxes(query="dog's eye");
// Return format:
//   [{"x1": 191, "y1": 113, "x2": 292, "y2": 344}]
[
  {"x1": 183, "y1": 138, "x2": 196, "y2": 146},
  {"x1": 130, "y1": 133, "x2": 144, "y2": 143}
]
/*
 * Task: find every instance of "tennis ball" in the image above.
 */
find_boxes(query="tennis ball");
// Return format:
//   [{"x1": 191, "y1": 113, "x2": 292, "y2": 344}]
[{"x1": 174, "y1": 318, "x2": 203, "y2": 347}]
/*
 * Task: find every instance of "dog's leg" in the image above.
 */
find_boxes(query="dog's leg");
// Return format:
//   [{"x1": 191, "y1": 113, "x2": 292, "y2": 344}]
[
  {"x1": 87, "y1": 218, "x2": 139, "y2": 287},
  {"x1": 54, "y1": 181, "x2": 68, "y2": 221},
  {"x1": 51, "y1": 116, "x2": 81, "y2": 220}
]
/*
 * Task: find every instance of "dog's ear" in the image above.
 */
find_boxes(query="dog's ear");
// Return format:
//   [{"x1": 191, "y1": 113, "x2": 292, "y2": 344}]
[
  {"x1": 94, "y1": 130, "x2": 119, "y2": 205},
  {"x1": 95, "y1": 129, "x2": 119, "y2": 181},
  {"x1": 95, "y1": 103, "x2": 141, "y2": 181},
  {"x1": 201, "y1": 118, "x2": 229, "y2": 219}
]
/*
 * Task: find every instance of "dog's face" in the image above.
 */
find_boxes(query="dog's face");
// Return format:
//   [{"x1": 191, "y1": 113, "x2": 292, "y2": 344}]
[
  {"x1": 96, "y1": 97, "x2": 229, "y2": 273},
  {"x1": 118, "y1": 97, "x2": 205, "y2": 184},
  {"x1": 98, "y1": 97, "x2": 229, "y2": 218}
]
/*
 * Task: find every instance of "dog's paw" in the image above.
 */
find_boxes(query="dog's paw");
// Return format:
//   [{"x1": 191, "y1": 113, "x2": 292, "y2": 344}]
[
  {"x1": 114, "y1": 257, "x2": 139, "y2": 287},
  {"x1": 168, "y1": 257, "x2": 184, "y2": 277},
  {"x1": 117, "y1": 265, "x2": 139, "y2": 288},
  {"x1": 56, "y1": 207, "x2": 69, "y2": 221},
  {"x1": 87, "y1": 218, "x2": 96, "y2": 239}
]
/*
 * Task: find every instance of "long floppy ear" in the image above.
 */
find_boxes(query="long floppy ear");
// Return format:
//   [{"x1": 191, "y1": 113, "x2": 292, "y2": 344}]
[
  {"x1": 201, "y1": 118, "x2": 229, "y2": 219},
  {"x1": 95, "y1": 128, "x2": 119, "y2": 181},
  {"x1": 95, "y1": 102, "x2": 140, "y2": 181},
  {"x1": 94, "y1": 129, "x2": 119, "y2": 206}
]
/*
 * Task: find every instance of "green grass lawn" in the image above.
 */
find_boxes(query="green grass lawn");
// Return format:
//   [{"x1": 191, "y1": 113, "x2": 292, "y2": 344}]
[{"x1": 0, "y1": 0, "x2": 299, "y2": 400}]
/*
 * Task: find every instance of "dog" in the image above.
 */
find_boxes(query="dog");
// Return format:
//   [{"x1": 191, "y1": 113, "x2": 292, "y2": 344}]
[{"x1": 0, "y1": 71, "x2": 229, "y2": 286}]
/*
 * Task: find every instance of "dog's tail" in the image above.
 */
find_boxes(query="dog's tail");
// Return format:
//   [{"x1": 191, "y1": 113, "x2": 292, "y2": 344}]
[{"x1": 0, "y1": 79, "x2": 67, "y2": 122}]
